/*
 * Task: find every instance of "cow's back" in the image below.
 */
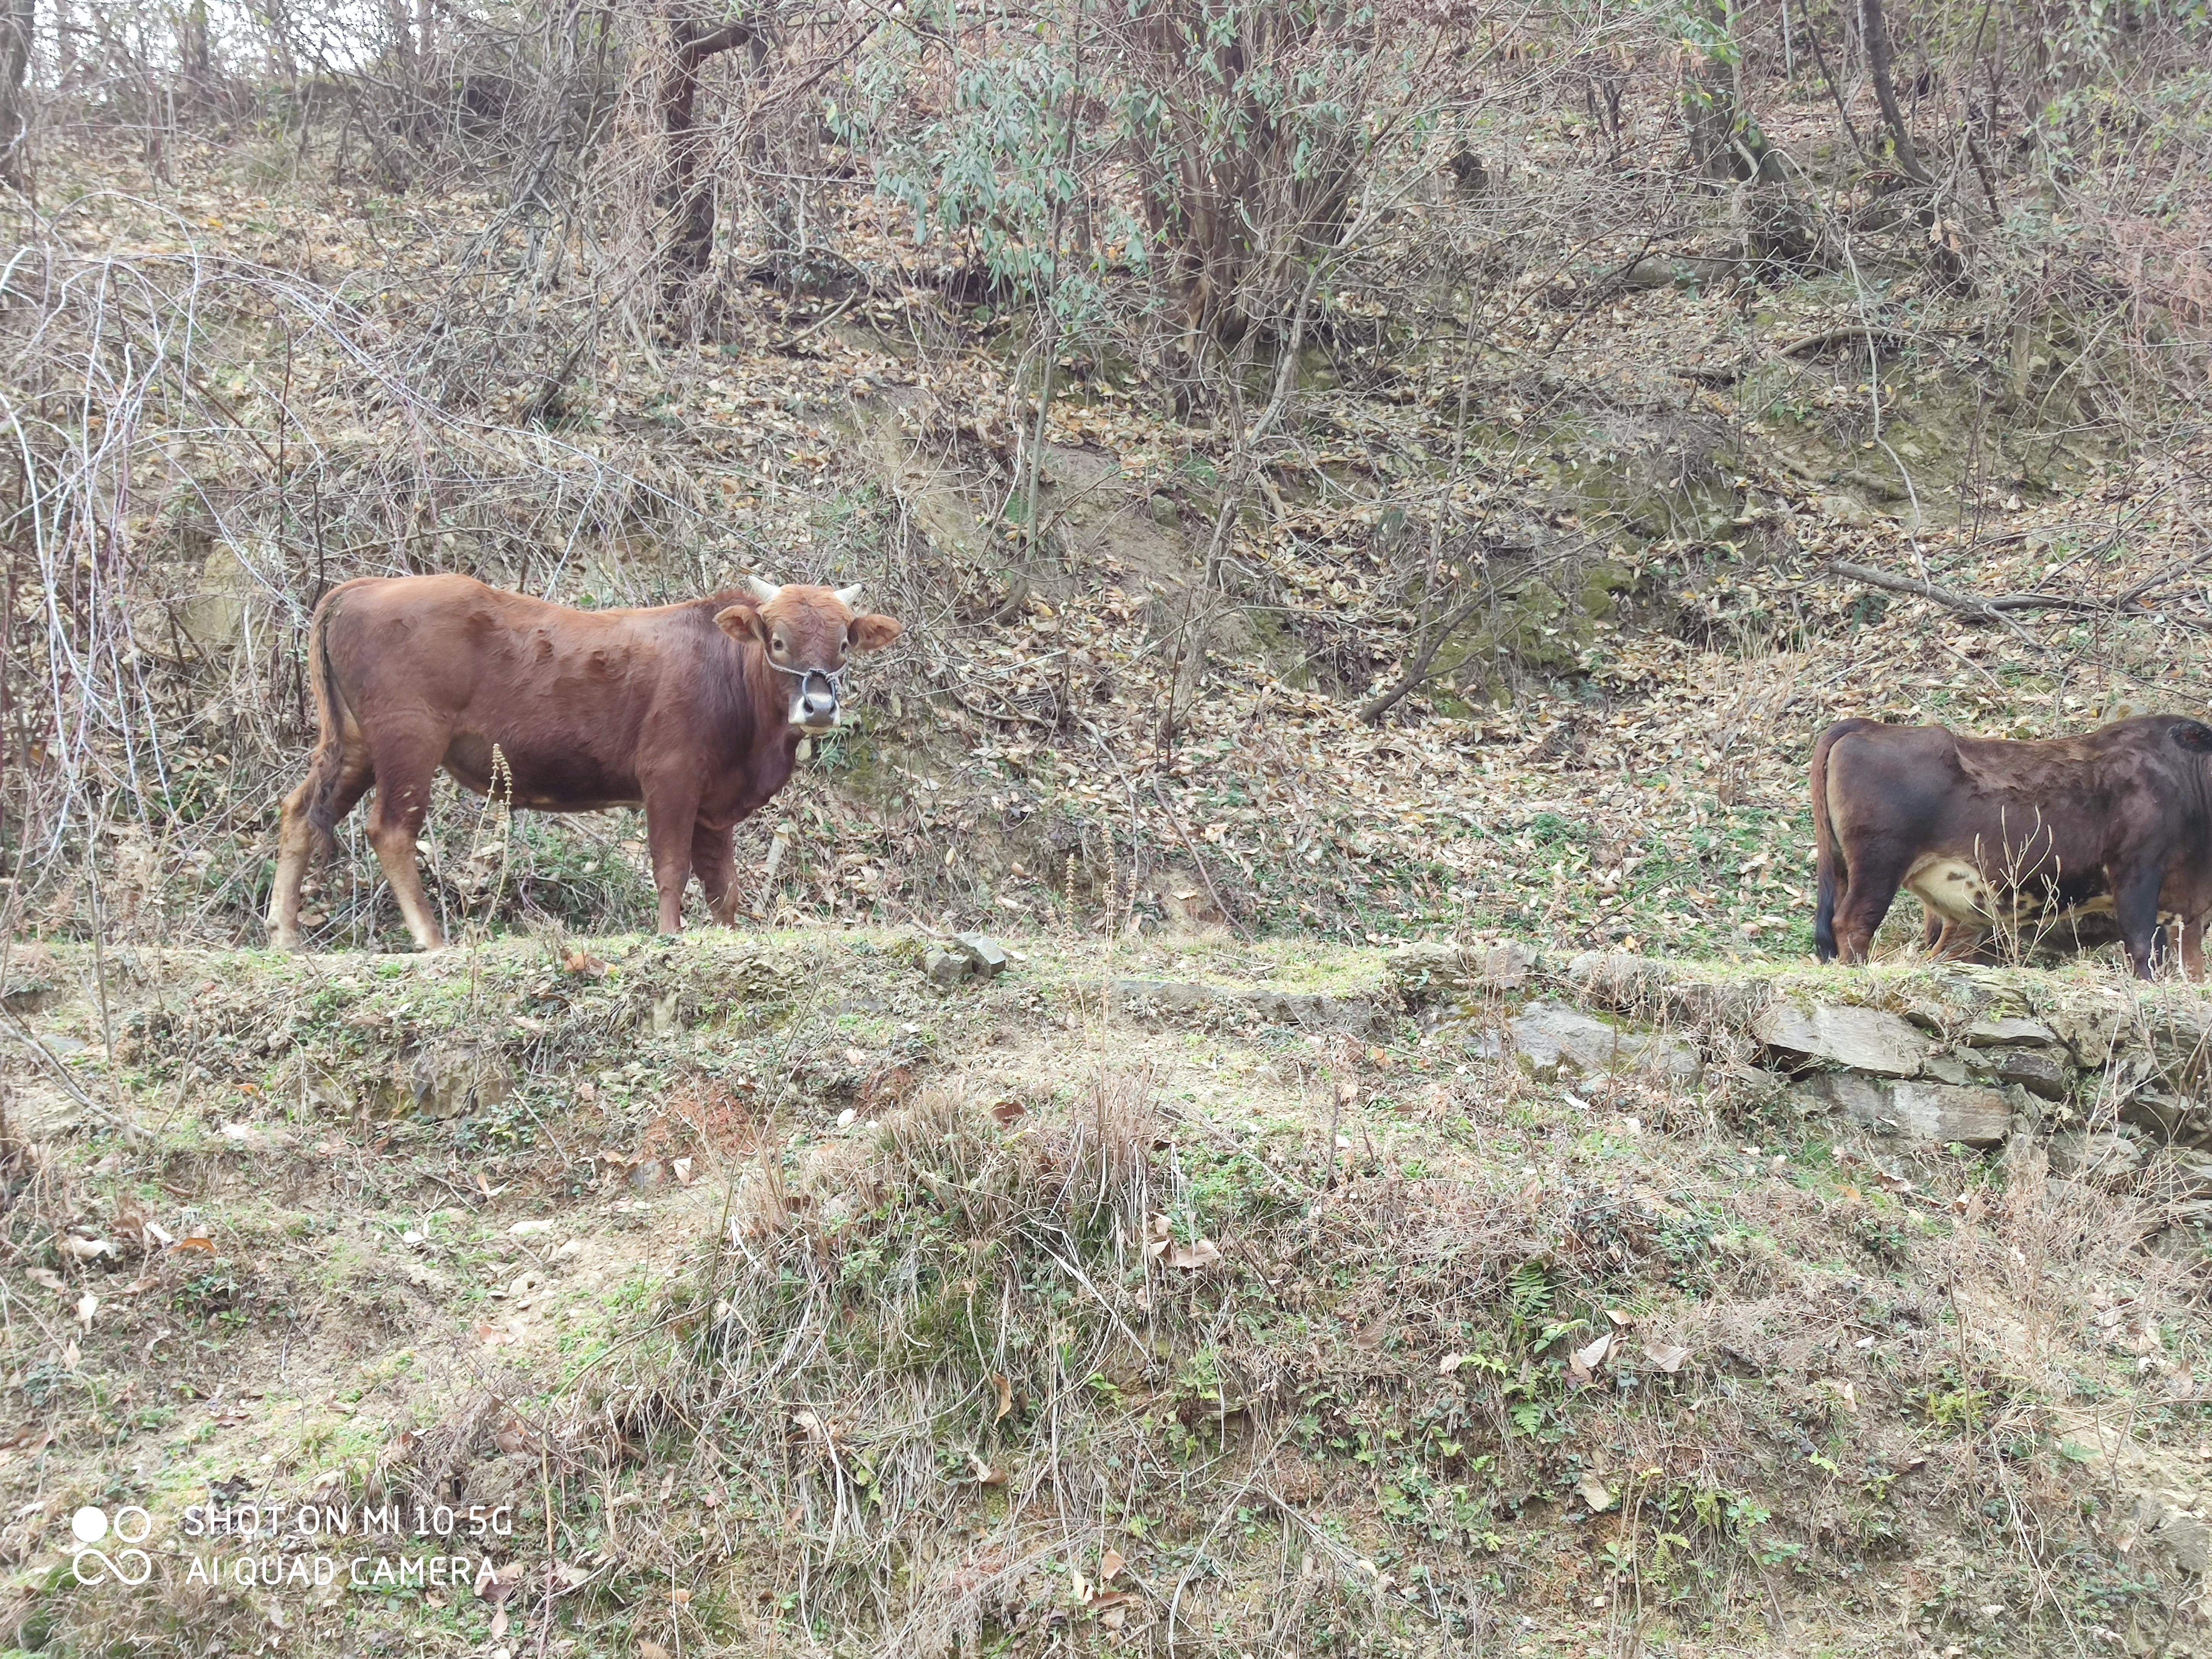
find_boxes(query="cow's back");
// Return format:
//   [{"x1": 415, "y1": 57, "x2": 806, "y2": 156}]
[{"x1": 320, "y1": 574, "x2": 739, "y2": 810}]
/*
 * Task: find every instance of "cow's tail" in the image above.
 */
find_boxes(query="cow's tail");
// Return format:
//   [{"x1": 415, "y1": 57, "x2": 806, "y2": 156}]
[
  {"x1": 298, "y1": 583, "x2": 359, "y2": 867},
  {"x1": 1811, "y1": 720, "x2": 1871, "y2": 963}
]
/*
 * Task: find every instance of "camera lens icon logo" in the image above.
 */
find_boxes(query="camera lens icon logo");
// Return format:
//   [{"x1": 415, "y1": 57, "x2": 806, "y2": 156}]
[{"x1": 70, "y1": 1506, "x2": 154, "y2": 1586}]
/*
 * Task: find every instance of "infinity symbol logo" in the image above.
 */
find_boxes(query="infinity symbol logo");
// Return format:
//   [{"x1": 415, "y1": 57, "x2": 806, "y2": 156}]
[{"x1": 70, "y1": 1507, "x2": 154, "y2": 1586}]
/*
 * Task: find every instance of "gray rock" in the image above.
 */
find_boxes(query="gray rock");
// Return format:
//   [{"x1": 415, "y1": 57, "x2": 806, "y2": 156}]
[
  {"x1": 2045, "y1": 1002, "x2": 2126, "y2": 1066},
  {"x1": 2120, "y1": 1085, "x2": 2193, "y2": 1140},
  {"x1": 2047, "y1": 1131, "x2": 2146, "y2": 1182},
  {"x1": 1987, "y1": 1047, "x2": 2068, "y2": 1101},
  {"x1": 1385, "y1": 942, "x2": 1465, "y2": 995},
  {"x1": 1564, "y1": 951, "x2": 1669, "y2": 1006},
  {"x1": 1803, "y1": 1073, "x2": 2011, "y2": 1144},
  {"x1": 1149, "y1": 493, "x2": 1179, "y2": 527},
  {"x1": 1965, "y1": 1015, "x2": 2060, "y2": 1048},
  {"x1": 2167, "y1": 1151, "x2": 2212, "y2": 1198},
  {"x1": 1884, "y1": 1083, "x2": 2016, "y2": 1146},
  {"x1": 1387, "y1": 940, "x2": 1538, "y2": 999},
  {"x1": 2158, "y1": 1511, "x2": 2212, "y2": 1574},
  {"x1": 1794, "y1": 1071, "x2": 1889, "y2": 1125},
  {"x1": 953, "y1": 933, "x2": 1009, "y2": 977},
  {"x1": 393, "y1": 1046, "x2": 515, "y2": 1121},
  {"x1": 1483, "y1": 943, "x2": 1538, "y2": 989},
  {"x1": 1109, "y1": 977, "x2": 1210, "y2": 1011},
  {"x1": 1923, "y1": 1052, "x2": 1971, "y2": 1086},
  {"x1": 924, "y1": 949, "x2": 971, "y2": 986},
  {"x1": 1752, "y1": 1002, "x2": 1928, "y2": 1078},
  {"x1": 1507, "y1": 1000, "x2": 1701, "y2": 1085}
]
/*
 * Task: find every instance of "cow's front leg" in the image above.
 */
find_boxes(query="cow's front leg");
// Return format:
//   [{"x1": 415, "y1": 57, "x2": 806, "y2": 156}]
[
  {"x1": 2183, "y1": 915, "x2": 2206, "y2": 983},
  {"x1": 367, "y1": 754, "x2": 445, "y2": 951},
  {"x1": 641, "y1": 787, "x2": 703, "y2": 935},
  {"x1": 692, "y1": 821, "x2": 740, "y2": 927},
  {"x1": 2113, "y1": 866, "x2": 2167, "y2": 980}
]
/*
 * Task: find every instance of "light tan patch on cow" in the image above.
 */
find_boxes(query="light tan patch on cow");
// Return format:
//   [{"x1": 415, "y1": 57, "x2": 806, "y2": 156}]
[{"x1": 1905, "y1": 856, "x2": 2000, "y2": 925}]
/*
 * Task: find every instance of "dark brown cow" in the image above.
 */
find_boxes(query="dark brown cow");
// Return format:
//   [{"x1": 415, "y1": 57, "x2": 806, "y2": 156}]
[
  {"x1": 268, "y1": 574, "x2": 902, "y2": 951},
  {"x1": 1811, "y1": 714, "x2": 2212, "y2": 980}
]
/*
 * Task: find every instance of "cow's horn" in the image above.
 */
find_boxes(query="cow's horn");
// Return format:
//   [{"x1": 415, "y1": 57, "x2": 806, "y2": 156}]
[
  {"x1": 834, "y1": 584, "x2": 863, "y2": 608},
  {"x1": 745, "y1": 576, "x2": 782, "y2": 603}
]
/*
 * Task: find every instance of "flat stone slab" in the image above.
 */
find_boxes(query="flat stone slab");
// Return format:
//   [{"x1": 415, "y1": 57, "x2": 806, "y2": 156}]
[
  {"x1": 1965, "y1": 1015, "x2": 2060, "y2": 1048},
  {"x1": 1885, "y1": 1082, "x2": 2016, "y2": 1146},
  {"x1": 1752, "y1": 1002, "x2": 1928, "y2": 1078},
  {"x1": 1507, "y1": 1000, "x2": 1701, "y2": 1085},
  {"x1": 2048, "y1": 1131, "x2": 2146, "y2": 1182},
  {"x1": 1797, "y1": 1074, "x2": 2014, "y2": 1145},
  {"x1": 1386, "y1": 941, "x2": 1537, "y2": 996}
]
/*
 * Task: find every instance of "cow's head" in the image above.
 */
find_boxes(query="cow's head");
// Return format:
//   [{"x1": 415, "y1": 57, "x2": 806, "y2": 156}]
[{"x1": 716, "y1": 578, "x2": 902, "y2": 733}]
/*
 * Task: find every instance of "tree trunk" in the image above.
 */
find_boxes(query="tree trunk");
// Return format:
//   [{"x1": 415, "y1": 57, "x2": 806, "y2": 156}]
[
  {"x1": 1679, "y1": 0, "x2": 1766, "y2": 182},
  {"x1": 0, "y1": 0, "x2": 30, "y2": 184},
  {"x1": 1860, "y1": 0, "x2": 1931, "y2": 181},
  {"x1": 656, "y1": 18, "x2": 753, "y2": 302}
]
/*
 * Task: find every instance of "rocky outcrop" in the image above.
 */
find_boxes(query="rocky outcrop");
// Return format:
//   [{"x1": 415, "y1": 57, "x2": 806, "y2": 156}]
[
  {"x1": 1793, "y1": 1073, "x2": 2018, "y2": 1146},
  {"x1": 1753, "y1": 1002, "x2": 1929, "y2": 1077},
  {"x1": 1506, "y1": 1000, "x2": 1702, "y2": 1084}
]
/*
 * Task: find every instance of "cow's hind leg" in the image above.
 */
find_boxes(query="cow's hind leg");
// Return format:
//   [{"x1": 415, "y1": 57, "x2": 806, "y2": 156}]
[
  {"x1": 692, "y1": 822, "x2": 741, "y2": 928},
  {"x1": 1927, "y1": 915, "x2": 1989, "y2": 962},
  {"x1": 2184, "y1": 916, "x2": 2206, "y2": 983},
  {"x1": 1830, "y1": 853, "x2": 1908, "y2": 964},
  {"x1": 367, "y1": 755, "x2": 445, "y2": 951},
  {"x1": 269, "y1": 748, "x2": 371, "y2": 950}
]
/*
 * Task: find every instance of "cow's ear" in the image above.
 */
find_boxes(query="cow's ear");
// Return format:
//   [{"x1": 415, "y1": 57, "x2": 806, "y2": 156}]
[
  {"x1": 850, "y1": 613, "x2": 903, "y2": 652},
  {"x1": 714, "y1": 604, "x2": 768, "y2": 647},
  {"x1": 2173, "y1": 721, "x2": 2212, "y2": 754}
]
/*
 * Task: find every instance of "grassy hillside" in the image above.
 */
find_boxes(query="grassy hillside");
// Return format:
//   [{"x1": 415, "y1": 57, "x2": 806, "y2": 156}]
[
  {"x1": 5, "y1": 934, "x2": 2212, "y2": 1654},
  {"x1": 6, "y1": 8, "x2": 2212, "y2": 1652}
]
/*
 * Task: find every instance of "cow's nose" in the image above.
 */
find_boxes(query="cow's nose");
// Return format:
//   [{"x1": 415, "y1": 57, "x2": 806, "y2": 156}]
[{"x1": 800, "y1": 685, "x2": 839, "y2": 729}]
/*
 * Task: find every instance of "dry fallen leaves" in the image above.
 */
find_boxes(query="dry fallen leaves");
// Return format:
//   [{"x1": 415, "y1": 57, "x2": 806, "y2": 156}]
[
  {"x1": 562, "y1": 949, "x2": 610, "y2": 979},
  {"x1": 1170, "y1": 1237, "x2": 1223, "y2": 1270},
  {"x1": 965, "y1": 1451, "x2": 1006, "y2": 1486},
  {"x1": 1568, "y1": 1331, "x2": 1613, "y2": 1381},
  {"x1": 1642, "y1": 1340, "x2": 1692, "y2": 1374},
  {"x1": 991, "y1": 1372, "x2": 1012, "y2": 1423}
]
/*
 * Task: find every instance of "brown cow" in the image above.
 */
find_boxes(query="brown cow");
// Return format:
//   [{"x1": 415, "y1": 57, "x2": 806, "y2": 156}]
[
  {"x1": 1811, "y1": 714, "x2": 2212, "y2": 980},
  {"x1": 267, "y1": 574, "x2": 901, "y2": 951}
]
